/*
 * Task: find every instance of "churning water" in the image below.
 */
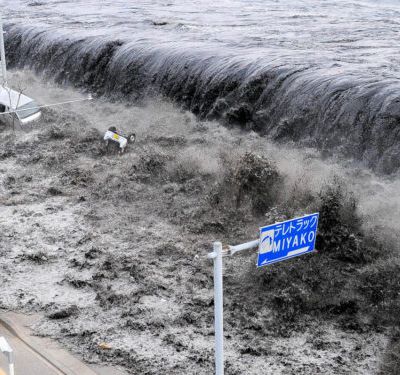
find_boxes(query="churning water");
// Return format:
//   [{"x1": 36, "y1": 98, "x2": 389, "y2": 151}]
[{"x1": 1, "y1": 0, "x2": 400, "y2": 173}]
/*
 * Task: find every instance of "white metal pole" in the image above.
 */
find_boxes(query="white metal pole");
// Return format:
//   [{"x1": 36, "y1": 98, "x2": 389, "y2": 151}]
[
  {"x1": 229, "y1": 239, "x2": 259, "y2": 255},
  {"x1": 213, "y1": 241, "x2": 224, "y2": 375},
  {"x1": 0, "y1": 18, "x2": 7, "y2": 84},
  {"x1": 8, "y1": 352, "x2": 14, "y2": 375}
]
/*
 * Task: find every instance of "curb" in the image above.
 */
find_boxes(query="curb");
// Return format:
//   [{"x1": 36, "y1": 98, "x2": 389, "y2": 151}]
[{"x1": 0, "y1": 311, "x2": 99, "y2": 375}]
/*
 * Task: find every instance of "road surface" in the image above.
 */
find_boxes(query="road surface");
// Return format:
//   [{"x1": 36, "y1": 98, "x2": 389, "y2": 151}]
[{"x1": 0, "y1": 324, "x2": 63, "y2": 375}]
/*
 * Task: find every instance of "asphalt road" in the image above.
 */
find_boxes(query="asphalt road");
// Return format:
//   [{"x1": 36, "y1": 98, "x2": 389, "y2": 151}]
[{"x1": 0, "y1": 324, "x2": 63, "y2": 375}]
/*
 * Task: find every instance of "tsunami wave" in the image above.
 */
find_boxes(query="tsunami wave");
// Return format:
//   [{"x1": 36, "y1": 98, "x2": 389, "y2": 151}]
[{"x1": 5, "y1": 24, "x2": 400, "y2": 174}]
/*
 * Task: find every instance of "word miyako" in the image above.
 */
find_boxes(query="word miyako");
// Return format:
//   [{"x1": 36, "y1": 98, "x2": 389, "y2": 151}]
[
  {"x1": 257, "y1": 213, "x2": 319, "y2": 267},
  {"x1": 267, "y1": 230, "x2": 316, "y2": 252}
]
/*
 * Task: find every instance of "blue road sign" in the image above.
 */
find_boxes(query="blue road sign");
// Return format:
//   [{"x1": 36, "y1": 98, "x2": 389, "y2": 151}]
[{"x1": 257, "y1": 213, "x2": 319, "y2": 267}]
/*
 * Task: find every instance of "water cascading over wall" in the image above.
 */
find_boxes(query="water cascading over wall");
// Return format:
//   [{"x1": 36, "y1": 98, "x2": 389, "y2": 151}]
[{"x1": 5, "y1": 24, "x2": 400, "y2": 174}]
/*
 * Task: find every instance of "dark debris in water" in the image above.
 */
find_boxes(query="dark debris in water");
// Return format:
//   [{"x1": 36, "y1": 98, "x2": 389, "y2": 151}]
[
  {"x1": 20, "y1": 251, "x2": 50, "y2": 264},
  {"x1": 47, "y1": 305, "x2": 79, "y2": 320}
]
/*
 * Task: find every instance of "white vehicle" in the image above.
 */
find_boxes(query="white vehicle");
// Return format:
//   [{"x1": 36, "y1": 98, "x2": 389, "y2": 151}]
[
  {"x1": 0, "y1": 86, "x2": 41, "y2": 125},
  {"x1": 0, "y1": 18, "x2": 41, "y2": 126},
  {"x1": 104, "y1": 126, "x2": 136, "y2": 153}
]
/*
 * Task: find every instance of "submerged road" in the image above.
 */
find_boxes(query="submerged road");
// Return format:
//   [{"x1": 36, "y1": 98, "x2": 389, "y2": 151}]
[{"x1": 0, "y1": 324, "x2": 63, "y2": 375}]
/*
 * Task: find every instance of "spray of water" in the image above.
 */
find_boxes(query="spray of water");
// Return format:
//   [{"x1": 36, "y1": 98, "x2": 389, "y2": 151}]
[{"x1": 10, "y1": 69, "x2": 400, "y2": 252}]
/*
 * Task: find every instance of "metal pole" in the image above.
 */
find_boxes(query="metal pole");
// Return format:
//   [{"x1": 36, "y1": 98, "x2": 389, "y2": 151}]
[
  {"x1": 8, "y1": 352, "x2": 14, "y2": 375},
  {"x1": 211, "y1": 241, "x2": 224, "y2": 375},
  {"x1": 207, "y1": 240, "x2": 258, "y2": 375},
  {"x1": 0, "y1": 18, "x2": 7, "y2": 84},
  {"x1": 229, "y1": 239, "x2": 259, "y2": 255}
]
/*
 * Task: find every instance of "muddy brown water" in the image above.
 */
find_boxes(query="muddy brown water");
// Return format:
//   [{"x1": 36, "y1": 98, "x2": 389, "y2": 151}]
[{"x1": 0, "y1": 72, "x2": 398, "y2": 373}]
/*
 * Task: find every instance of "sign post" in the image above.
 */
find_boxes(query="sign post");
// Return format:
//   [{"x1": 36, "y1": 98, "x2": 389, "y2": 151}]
[
  {"x1": 208, "y1": 242, "x2": 224, "y2": 375},
  {"x1": 207, "y1": 213, "x2": 319, "y2": 375}
]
